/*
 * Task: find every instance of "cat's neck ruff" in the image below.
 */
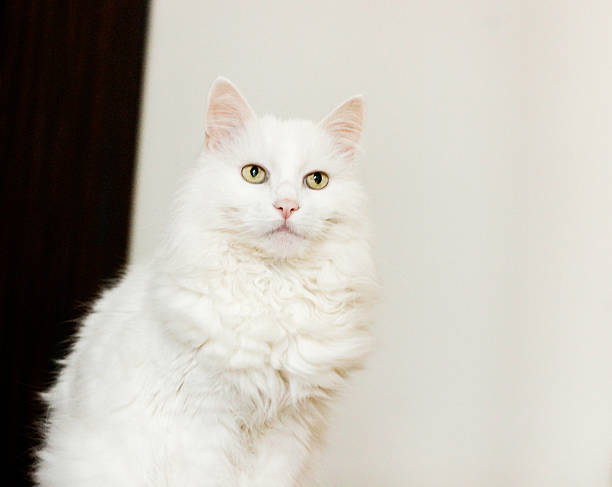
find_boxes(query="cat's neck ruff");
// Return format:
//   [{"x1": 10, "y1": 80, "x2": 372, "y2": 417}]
[{"x1": 149, "y1": 228, "x2": 374, "y2": 394}]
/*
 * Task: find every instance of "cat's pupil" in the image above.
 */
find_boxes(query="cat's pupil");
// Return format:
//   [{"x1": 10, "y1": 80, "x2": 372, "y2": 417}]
[
  {"x1": 250, "y1": 166, "x2": 259, "y2": 178},
  {"x1": 313, "y1": 172, "x2": 322, "y2": 184}
]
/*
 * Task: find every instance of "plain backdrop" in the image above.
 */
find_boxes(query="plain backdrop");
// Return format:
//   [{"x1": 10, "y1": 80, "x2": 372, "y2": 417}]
[{"x1": 129, "y1": 1, "x2": 612, "y2": 486}]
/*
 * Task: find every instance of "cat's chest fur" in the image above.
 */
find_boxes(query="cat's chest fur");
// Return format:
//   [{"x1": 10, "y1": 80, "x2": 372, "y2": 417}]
[{"x1": 148, "y1": 246, "x2": 370, "y2": 420}]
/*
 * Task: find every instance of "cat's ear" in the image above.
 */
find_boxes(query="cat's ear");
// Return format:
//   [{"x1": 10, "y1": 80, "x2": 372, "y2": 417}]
[
  {"x1": 319, "y1": 95, "x2": 364, "y2": 160},
  {"x1": 205, "y1": 77, "x2": 256, "y2": 150}
]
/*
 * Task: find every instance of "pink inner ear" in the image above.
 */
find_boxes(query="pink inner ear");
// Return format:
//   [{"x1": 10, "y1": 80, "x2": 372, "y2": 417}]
[
  {"x1": 320, "y1": 96, "x2": 364, "y2": 159},
  {"x1": 205, "y1": 78, "x2": 255, "y2": 150}
]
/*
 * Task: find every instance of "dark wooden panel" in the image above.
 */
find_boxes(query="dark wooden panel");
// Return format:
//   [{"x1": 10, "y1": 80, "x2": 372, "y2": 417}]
[{"x1": 0, "y1": 1, "x2": 149, "y2": 484}]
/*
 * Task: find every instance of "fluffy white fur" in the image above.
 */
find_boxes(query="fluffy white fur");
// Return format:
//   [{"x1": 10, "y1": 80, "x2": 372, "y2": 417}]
[{"x1": 34, "y1": 78, "x2": 377, "y2": 487}]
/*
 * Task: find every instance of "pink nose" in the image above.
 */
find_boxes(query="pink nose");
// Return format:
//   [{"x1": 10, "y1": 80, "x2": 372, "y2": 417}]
[{"x1": 274, "y1": 199, "x2": 300, "y2": 220}]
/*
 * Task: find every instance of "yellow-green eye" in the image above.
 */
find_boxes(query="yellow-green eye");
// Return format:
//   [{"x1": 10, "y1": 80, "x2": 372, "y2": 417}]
[
  {"x1": 304, "y1": 171, "x2": 329, "y2": 190},
  {"x1": 241, "y1": 164, "x2": 266, "y2": 184}
]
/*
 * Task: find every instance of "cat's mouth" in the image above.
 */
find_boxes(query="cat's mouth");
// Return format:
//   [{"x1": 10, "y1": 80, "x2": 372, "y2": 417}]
[{"x1": 268, "y1": 223, "x2": 303, "y2": 238}]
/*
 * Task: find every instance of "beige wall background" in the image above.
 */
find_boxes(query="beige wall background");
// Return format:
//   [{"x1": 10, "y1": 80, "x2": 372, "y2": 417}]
[{"x1": 130, "y1": 1, "x2": 612, "y2": 485}]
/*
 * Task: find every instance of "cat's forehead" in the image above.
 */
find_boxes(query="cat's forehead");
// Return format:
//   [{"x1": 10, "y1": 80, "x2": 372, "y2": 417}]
[
  {"x1": 254, "y1": 116, "x2": 328, "y2": 170},
  {"x1": 258, "y1": 115, "x2": 318, "y2": 142}
]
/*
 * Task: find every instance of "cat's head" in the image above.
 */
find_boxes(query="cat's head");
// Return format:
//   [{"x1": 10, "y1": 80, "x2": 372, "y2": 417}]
[{"x1": 175, "y1": 77, "x2": 367, "y2": 261}]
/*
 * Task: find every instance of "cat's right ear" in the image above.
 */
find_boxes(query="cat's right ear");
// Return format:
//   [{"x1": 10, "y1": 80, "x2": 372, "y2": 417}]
[{"x1": 205, "y1": 77, "x2": 256, "y2": 151}]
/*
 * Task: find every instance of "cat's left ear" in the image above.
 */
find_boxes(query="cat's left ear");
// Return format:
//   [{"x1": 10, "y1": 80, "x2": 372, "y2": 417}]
[
  {"x1": 319, "y1": 95, "x2": 364, "y2": 160},
  {"x1": 205, "y1": 77, "x2": 256, "y2": 150}
]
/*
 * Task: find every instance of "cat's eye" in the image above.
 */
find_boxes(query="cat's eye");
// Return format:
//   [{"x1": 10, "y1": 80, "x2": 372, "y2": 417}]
[
  {"x1": 304, "y1": 171, "x2": 329, "y2": 190},
  {"x1": 241, "y1": 164, "x2": 266, "y2": 184}
]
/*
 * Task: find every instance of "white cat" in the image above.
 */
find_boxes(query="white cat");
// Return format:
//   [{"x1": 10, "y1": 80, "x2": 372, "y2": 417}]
[{"x1": 34, "y1": 78, "x2": 377, "y2": 487}]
